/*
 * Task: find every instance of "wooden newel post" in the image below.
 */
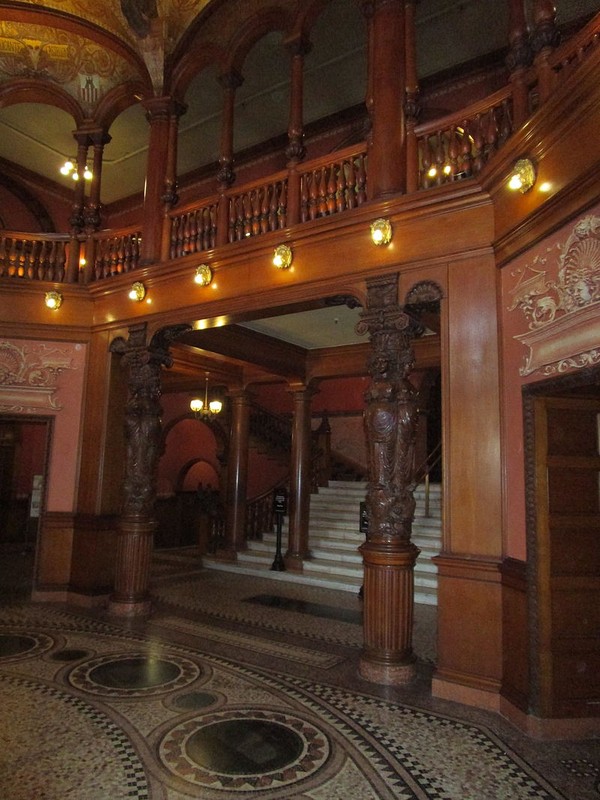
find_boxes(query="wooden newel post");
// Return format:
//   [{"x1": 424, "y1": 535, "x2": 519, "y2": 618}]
[
  {"x1": 285, "y1": 35, "x2": 310, "y2": 226},
  {"x1": 216, "y1": 71, "x2": 243, "y2": 246},
  {"x1": 506, "y1": 0, "x2": 533, "y2": 128},
  {"x1": 356, "y1": 274, "x2": 421, "y2": 684},
  {"x1": 109, "y1": 322, "x2": 190, "y2": 616},
  {"x1": 531, "y1": 0, "x2": 559, "y2": 104}
]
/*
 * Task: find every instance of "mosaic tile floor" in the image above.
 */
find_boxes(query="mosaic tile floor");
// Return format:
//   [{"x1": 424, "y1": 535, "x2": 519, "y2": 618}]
[{"x1": 0, "y1": 548, "x2": 599, "y2": 799}]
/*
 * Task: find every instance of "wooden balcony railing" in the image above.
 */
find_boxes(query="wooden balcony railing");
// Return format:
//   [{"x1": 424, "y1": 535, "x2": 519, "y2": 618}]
[
  {"x1": 0, "y1": 11, "x2": 597, "y2": 289},
  {"x1": 84, "y1": 227, "x2": 143, "y2": 281},
  {"x1": 414, "y1": 87, "x2": 513, "y2": 190},
  {"x1": 0, "y1": 231, "x2": 69, "y2": 281}
]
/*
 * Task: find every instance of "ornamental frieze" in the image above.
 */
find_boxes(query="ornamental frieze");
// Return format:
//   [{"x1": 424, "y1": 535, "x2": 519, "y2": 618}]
[
  {"x1": 0, "y1": 340, "x2": 75, "y2": 412},
  {"x1": 508, "y1": 215, "x2": 600, "y2": 376}
]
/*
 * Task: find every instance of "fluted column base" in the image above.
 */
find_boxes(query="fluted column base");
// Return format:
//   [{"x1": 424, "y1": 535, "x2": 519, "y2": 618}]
[
  {"x1": 109, "y1": 516, "x2": 155, "y2": 617},
  {"x1": 359, "y1": 540, "x2": 420, "y2": 686}
]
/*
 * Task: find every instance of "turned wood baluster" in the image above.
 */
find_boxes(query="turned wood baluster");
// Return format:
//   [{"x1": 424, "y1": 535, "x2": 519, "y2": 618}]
[
  {"x1": 260, "y1": 186, "x2": 270, "y2": 233},
  {"x1": 356, "y1": 155, "x2": 367, "y2": 204},
  {"x1": 460, "y1": 120, "x2": 473, "y2": 176},
  {"x1": 0, "y1": 236, "x2": 5, "y2": 277},
  {"x1": 336, "y1": 163, "x2": 347, "y2": 213},
  {"x1": 435, "y1": 131, "x2": 445, "y2": 185},
  {"x1": 300, "y1": 173, "x2": 309, "y2": 222},
  {"x1": 309, "y1": 171, "x2": 319, "y2": 220},
  {"x1": 227, "y1": 197, "x2": 237, "y2": 244},
  {"x1": 278, "y1": 181, "x2": 287, "y2": 228},
  {"x1": 236, "y1": 196, "x2": 245, "y2": 241},
  {"x1": 117, "y1": 237, "x2": 126, "y2": 273},
  {"x1": 499, "y1": 99, "x2": 512, "y2": 145},
  {"x1": 251, "y1": 188, "x2": 261, "y2": 236},
  {"x1": 317, "y1": 167, "x2": 328, "y2": 217},
  {"x1": 447, "y1": 126, "x2": 459, "y2": 178},
  {"x1": 243, "y1": 193, "x2": 253, "y2": 237},
  {"x1": 188, "y1": 211, "x2": 198, "y2": 254},
  {"x1": 484, "y1": 108, "x2": 499, "y2": 160},
  {"x1": 420, "y1": 138, "x2": 431, "y2": 189},
  {"x1": 472, "y1": 115, "x2": 485, "y2": 174},
  {"x1": 268, "y1": 183, "x2": 278, "y2": 230},
  {"x1": 8, "y1": 239, "x2": 17, "y2": 276},
  {"x1": 57, "y1": 242, "x2": 66, "y2": 282},
  {"x1": 326, "y1": 165, "x2": 337, "y2": 215},
  {"x1": 169, "y1": 216, "x2": 178, "y2": 259}
]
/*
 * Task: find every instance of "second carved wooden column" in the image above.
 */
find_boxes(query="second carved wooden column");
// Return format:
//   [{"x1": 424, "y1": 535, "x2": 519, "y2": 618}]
[{"x1": 357, "y1": 274, "x2": 420, "y2": 684}]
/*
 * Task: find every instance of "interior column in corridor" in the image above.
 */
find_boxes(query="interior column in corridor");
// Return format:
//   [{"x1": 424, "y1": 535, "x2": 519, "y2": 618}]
[
  {"x1": 140, "y1": 96, "x2": 179, "y2": 264},
  {"x1": 357, "y1": 274, "x2": 420, "y2": 684},
  {"x1": 109, "y1": 322, "x2": 190, "y2": 615},
  {"x1": 285, "y1": 383, "x2": 314, "y2": 570},
  {"x1": 220, "y1": 388, "x2": 251, "y2": 558},
  {"x1": 362, "y1": 0, "x2": 407, "y2": 198}
]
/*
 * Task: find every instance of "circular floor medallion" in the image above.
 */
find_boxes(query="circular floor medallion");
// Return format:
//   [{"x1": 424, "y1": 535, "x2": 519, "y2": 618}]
[
  {"x1": 159, "y1": 709, "x2": 330, "y2": 791},
  {"x1": 171, "y1": 691, "x2": 218, "y2": 711},
  {"x1": 69, "y1": 652, "x2": 200, "y2": 697},
  {"x1": 0, "y1": 632, "x2": 54, "y2": 661}
]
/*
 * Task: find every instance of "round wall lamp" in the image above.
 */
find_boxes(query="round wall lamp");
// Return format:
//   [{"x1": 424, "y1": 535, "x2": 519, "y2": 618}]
[
  {"x1": 128, "y1": 281, "x2": 146, "y2": 302},
  {"x1": 273, "y1": 244, "x2": 293, "y2": 269},
  {"x1": 44, "y1": 291, "x2": 63, "y2": 310},
  {"x1": 194, "y1": 264, "x2": 213, "y2": 286},
  {"x1": 508, "y1": 158, "x2": 536, "y2": 193},
  {"x1": 370, "y1": 218, "x2": 393, "y2": 245}
]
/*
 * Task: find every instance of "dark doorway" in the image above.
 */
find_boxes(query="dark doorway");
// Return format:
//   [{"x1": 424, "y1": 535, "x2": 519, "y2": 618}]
[
  {"x1": 0, "y1": 417, "x2": 51, "y2": 601},
  {"x1": 524, "y1": 370, "x2": 600, "y2": 718}
]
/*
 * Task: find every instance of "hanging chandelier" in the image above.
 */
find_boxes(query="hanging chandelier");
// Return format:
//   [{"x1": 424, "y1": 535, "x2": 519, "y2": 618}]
[
  {"x1": 190, "y1": 375, "x2": 222, "y2": 418},
  {"x1": 59, "y1": 158, "x2": 93, "y2": 181}
]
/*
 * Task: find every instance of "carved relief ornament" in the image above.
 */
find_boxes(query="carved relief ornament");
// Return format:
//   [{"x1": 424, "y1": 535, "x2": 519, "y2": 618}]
[
  {"x1": 0, "y1": 340, "x2": 75, "y2": 412},
  {"x1": 509, "y1": 215, "x2": 600, "y2": 376}
]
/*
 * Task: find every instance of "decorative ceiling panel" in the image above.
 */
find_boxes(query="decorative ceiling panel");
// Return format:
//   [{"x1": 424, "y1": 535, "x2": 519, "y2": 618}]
[{"x1": 0, "y1": 21, "x2": 141, "y2": 113}]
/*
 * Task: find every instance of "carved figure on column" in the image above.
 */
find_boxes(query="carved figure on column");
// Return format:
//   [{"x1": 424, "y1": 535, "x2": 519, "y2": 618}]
[
  {"x1": 357, "y1": 274, "x2": 418, "y2": 543},
  {"x1": 110, "y1": 322, "x2": 191, "y2": 518}
]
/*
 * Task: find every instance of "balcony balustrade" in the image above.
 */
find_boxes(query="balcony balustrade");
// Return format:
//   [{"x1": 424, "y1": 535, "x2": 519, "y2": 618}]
[{"x1": 0, "y1": 11, "x2": 597, "y2": 288}]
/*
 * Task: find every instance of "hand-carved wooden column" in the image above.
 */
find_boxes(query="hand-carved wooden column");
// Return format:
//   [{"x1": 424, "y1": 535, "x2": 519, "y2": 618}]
[
  {"x1": 160, "y1": 102, "x2": 186, "y2": 261},
  {"x1": 506, "y1": 0, "x2": 533, "y2": 128},
  {"x1": 216, "y1": 71, "x2": 243, "y2": 246},
  {"x1": 140, "y1": 96, "x2": 175, "y2": 264},
  {"x1": 531, "y1": 0, "x2": 559, "y2": 104},
  {"x1": 221, "y1": 388, "x2": 251, "y2": 558},
  {"x1": 357, "y1": 274, "x2": 420, "y2": 684},
  {"x1": 109, "y1": 322, "x2": 190, "y2": 615},
  {"x1": 285, "y1": 35, "x2": 310, "y2": 226},
  {"x1": 285, "y1": 383, "x2": 314, "y2": 571},
  {"x1": 363, "y1": 0, "x2": 407, "y2": 198}
]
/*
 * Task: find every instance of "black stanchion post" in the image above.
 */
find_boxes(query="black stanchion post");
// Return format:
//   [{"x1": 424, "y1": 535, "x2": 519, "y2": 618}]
[
  {"x1": 358, "y1": 500, "x2": 369, "y2": 599},
  {"x1": 271, "y1": 487, "x2": 287, "y2": 571}
]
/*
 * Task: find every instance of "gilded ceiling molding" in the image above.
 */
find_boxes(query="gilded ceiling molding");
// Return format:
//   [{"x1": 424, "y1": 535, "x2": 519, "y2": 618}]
[
  {"x1": 509, "y1": 214, "x2": 600, "y2": 376},
  {"x1": 0, "y1": 340, "x2": 75, "y2": 412}
]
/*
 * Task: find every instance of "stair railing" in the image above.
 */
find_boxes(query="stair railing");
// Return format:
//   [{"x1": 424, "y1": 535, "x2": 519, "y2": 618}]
[{"x1": 413, "y1": 441, "x2": 442, "y2": 518}]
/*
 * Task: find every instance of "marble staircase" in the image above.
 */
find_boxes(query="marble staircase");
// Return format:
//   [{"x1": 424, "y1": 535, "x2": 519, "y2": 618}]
[{"x1": 204, "y1": 481, "x2": 442, "y2": 605}]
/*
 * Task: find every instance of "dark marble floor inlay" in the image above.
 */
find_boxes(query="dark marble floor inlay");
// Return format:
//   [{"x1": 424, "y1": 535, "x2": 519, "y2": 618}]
[
  {"x1": 171, "y1": 691, "x2": 217, "y2": 711},
  {"x1": 0, "y1": 633, "x2": 38, "y2": 657},
  {"x1": 69, "y1": 652, "x2": 201, "y2": 697},
  {"x1": 89, "y1": 656, "x2": 180, "y2": 689},
  {"x1": 244, "y1": 594, "x2": 362, "y2": 624},
  {"x1": 160, "y1": 709, "x2": 330, "y2": 790},
  {"x1": 50, "y1": 648, "x2": 90, "y2": 662},
  {"x1": 186, "y1": 718, "x2": 304, "y2": 774},
  {"x1": 0, "y1": 631, "x2": 54, "y2": 661}
]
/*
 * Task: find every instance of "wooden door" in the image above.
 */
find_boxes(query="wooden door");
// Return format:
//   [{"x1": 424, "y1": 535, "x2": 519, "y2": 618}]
[{"x1": 533, "y1": 395, "x2": 600, "y2": 718}]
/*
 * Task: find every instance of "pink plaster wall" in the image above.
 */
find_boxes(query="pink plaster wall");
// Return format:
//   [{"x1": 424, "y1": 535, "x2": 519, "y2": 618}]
[{"x1": 500, "y1": 202, "x2": 600, "y2": 558}]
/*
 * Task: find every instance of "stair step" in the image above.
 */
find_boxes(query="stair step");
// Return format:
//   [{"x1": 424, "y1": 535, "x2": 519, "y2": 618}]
[{"x1": 210, "y1": 480, "x2": 442, "y2": 603}]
